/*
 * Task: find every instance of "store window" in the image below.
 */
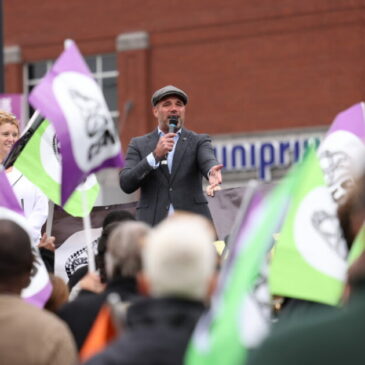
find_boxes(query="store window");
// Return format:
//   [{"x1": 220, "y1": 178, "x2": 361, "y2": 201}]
[{"x1": 25, "y1": 53, "x2": 119, "y2": 124}]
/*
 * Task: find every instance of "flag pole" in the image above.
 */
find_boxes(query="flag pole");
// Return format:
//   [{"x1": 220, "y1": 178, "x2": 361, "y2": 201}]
[
  {"x1": 81, "y1": 185, "x2": 96, "y2": 272},
  {"x1": 214, "y1": 179, "x2": 259, "y2": 296},
  {"x1": 45, "y1": 200, "x2": 54, "y2": 237},
  {"x1": 2, "y1": 110, "x2": 43, "y2": 169},
  {"x1": 22, "y1": 110, "x2": 40, "y2": 135},
  {"x1": 62, "y1": 37, "x2": 95, "y2": 271}
]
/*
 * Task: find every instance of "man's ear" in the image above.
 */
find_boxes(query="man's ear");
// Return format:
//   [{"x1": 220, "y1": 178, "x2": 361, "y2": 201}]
[
  {"x1": 137, "y1": 272, "x2": 150, "y2": 296},
  {"x1": 152, "y1": 107, "x2": 158, "y2": 118}
]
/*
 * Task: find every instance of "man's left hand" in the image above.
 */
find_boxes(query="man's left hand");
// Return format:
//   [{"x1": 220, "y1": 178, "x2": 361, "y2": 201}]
[{"x1": 209, "y1": 164, "x2": 223, "y2": 186}]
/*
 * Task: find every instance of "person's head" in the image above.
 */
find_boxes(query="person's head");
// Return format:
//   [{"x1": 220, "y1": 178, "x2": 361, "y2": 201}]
[
  {"x1": 44, "y1": 274, "x2": 69, "y2": 313},
  {"x1": 0, "y1": 110, "x2": 20, "y2": 162},
  {"x1": 102, "y1": 210, "x2": 135, "y2": 230},
  {"x1": 96, "y1": 222, "x2": 122, "y2": 283},
  {"x1": 96, "y1": 210, "x2": 137, "y2": 283},
  {"x1": 151, "y1": 85, "x2": 188, "y2": 133},
  {"x1": 140, "y1": 212, "x2": 217, "y2": 302},
  {"x1": 105, "y1": 221, "x2": 151, "y2": 280},
  {"x1": 0, "y1": 219, "x2": 33, "y2": 294}
]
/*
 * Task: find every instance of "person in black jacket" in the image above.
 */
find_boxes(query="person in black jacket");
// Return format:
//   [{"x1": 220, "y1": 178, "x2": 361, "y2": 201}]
[
  {"x1": 85, "y1": 212, "x2": 218, "y2": 365},
  {"x1": 119, "y1": 85, "x2": 223, "y2": 226},
  {"x1": 57, "y1": 220, "x2": 150, "y2": 350}
]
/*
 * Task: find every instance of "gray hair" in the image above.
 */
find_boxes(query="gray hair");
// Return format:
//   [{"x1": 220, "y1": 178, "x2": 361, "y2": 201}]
[
  {"x1": 143, "y1": 212, "x2": 216, "y2": 301},
  {"x1": 105, "y1": 221, "x2": 151, "y2": 279}
]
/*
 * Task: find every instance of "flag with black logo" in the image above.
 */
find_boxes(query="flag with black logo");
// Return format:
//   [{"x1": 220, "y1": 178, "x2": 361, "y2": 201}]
[{"x1": 29, "y1": 40, "x2": 123, "y2": 206}]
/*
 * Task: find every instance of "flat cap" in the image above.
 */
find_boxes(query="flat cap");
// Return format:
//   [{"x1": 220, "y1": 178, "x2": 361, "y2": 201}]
[{"x1": 151, "y1": 85, "x2": 188, "y2": 106}]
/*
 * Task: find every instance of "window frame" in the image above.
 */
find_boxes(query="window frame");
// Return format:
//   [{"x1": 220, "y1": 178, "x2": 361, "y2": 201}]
[{"x1": 24, "y1": 53, "x2": 119, "y2": 123}]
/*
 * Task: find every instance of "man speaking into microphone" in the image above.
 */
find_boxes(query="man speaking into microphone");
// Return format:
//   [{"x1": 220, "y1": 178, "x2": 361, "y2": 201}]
[{"x1": 119, "y1": 85, "x2": 223, "y2": 226}]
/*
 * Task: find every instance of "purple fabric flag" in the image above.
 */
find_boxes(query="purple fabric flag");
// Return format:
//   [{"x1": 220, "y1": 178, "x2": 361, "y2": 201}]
[
  {"x1": 29, "y1": 41, "x2": 123, "y2": 205},
  {"x1": 326, "y1": 102, "x2": 365, "y2": 141},
  {"x1": 24, "y1": 281, "x2": 52, "y2": 308},
  {"x1": 318, "y1": 102, "x2": 365, "y2": 204},
  {"x1": 0, "y1": 204, "x2": 52, "y2": 308},
  {"x1": 23, "y1": 246, "x2": 52, "y2": 308},
  {"x1": 0, "y1": 93, "x2": 26, "y2": 131},
  {"x1": 0, "y1": 168, "x2": 24, "y2": 215}
]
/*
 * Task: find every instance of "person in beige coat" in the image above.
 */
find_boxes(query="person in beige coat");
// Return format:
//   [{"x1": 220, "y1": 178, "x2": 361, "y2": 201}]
[{"x1": 0, "y1": 217, "x2": 77, "y2": 365}]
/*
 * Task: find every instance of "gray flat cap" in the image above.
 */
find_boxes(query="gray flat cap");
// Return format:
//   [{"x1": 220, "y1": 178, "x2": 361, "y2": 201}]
[{"x1": 151, "y1": 85, "x2": 188, "y2": 106}]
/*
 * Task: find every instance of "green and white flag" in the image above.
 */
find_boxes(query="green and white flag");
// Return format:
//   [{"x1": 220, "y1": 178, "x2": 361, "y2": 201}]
[
  {"x1": 14, "y1": 120, "x2": 100, "y2": 217},
  {"x1": 269, "y1": 148, "x2": 347, "y2": 306},
  {"x1": 185, "y1": 167, "x2": 298, "y2": 365}
]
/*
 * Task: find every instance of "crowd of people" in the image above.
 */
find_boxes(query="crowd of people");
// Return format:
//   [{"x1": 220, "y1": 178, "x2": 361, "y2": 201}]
[
  {"x1": 2, "y1": 180, "x2": 365, "y2": 365},
  {"x1": 0, "y1": 208, "x2": 220, "y2": 365},
  {"x1": 1, "y1": 84, "x2": 365, "y2": 365}
]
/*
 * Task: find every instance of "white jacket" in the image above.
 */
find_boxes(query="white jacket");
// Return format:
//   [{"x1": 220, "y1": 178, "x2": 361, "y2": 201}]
[{"x1": 7, "y1": 167, "x2": 48, "y2": 244}]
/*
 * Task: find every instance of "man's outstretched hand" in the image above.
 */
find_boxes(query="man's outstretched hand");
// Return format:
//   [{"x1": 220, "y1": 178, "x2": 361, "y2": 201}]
[{"x1": 207, "y1": 164, "x2": 223, "y2": 196}]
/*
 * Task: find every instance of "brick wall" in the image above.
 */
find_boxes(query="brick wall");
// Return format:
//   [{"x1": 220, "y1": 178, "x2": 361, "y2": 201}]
[{"x1": 3, "y1": 0, "x2": 365, "y2": 149}]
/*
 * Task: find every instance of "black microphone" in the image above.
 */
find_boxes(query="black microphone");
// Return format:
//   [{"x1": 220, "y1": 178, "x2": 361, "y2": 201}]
[
  {"x1": 161, "y1": 116, "x2": 179, "y2": 165},
  {"x1": 168, "y1": 115, "x2": 179, "y2": 133}
]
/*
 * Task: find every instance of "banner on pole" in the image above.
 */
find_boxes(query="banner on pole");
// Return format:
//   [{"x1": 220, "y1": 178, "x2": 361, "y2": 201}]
[
  {"x1": 29, "y1": 41, "x2": 123, "y2": 205},
  {"x1": 15, "y1": 120, "x2": 100, "y2": 217}
]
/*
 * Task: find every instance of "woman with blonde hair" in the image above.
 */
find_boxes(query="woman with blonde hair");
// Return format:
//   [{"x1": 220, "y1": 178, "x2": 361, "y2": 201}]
[
  {"x1": 0, "y1": 110, "x2": 19, "y2": 162},
  {"x1": 0, "y1": 110, "x2": 49, "y2": 245}
]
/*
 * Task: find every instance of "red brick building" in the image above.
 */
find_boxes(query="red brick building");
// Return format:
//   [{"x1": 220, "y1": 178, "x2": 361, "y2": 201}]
[{"x1": 3, "y1": 0, "x2": 365, "y2": 198}]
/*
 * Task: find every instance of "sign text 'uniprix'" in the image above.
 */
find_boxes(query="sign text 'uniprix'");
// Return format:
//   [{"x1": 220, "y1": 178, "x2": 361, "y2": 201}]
[{"x1": 212, "y1": 132, "x2": 324, "y2": 181}]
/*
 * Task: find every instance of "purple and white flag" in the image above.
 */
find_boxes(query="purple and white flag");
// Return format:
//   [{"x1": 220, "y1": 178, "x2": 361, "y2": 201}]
[
  {"x1": 326, "y1": 102, "x2": 365, "y2": 140},
  {"x1": 0, "y1": 196, "x2": 52, "y2": 308},
  {"x1": 0, "y1": 133, "x2": 52, "y2": 310},
  {"x1": 318, "y1": 102, "x2": 365, "y2": 204},
  {"x1": 0, "y1": 168, "x2": 23, "y2": 215},
  {"x1": 22, "y1": 246, "x2": 53, "y2": 308},
  {"x1": 29, "y1": 41, "x2": 123, "y2": 205}
]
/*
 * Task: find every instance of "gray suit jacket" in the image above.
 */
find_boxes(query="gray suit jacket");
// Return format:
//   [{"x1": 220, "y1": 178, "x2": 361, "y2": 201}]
[{"x1": 119, "y1": 128, "x2": 219, "y2": 226}]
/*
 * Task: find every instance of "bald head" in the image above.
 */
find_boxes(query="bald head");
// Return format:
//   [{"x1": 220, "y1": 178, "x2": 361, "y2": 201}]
[{"x1": 0, "y1": 219, "x2": 33, "y2": 284}]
